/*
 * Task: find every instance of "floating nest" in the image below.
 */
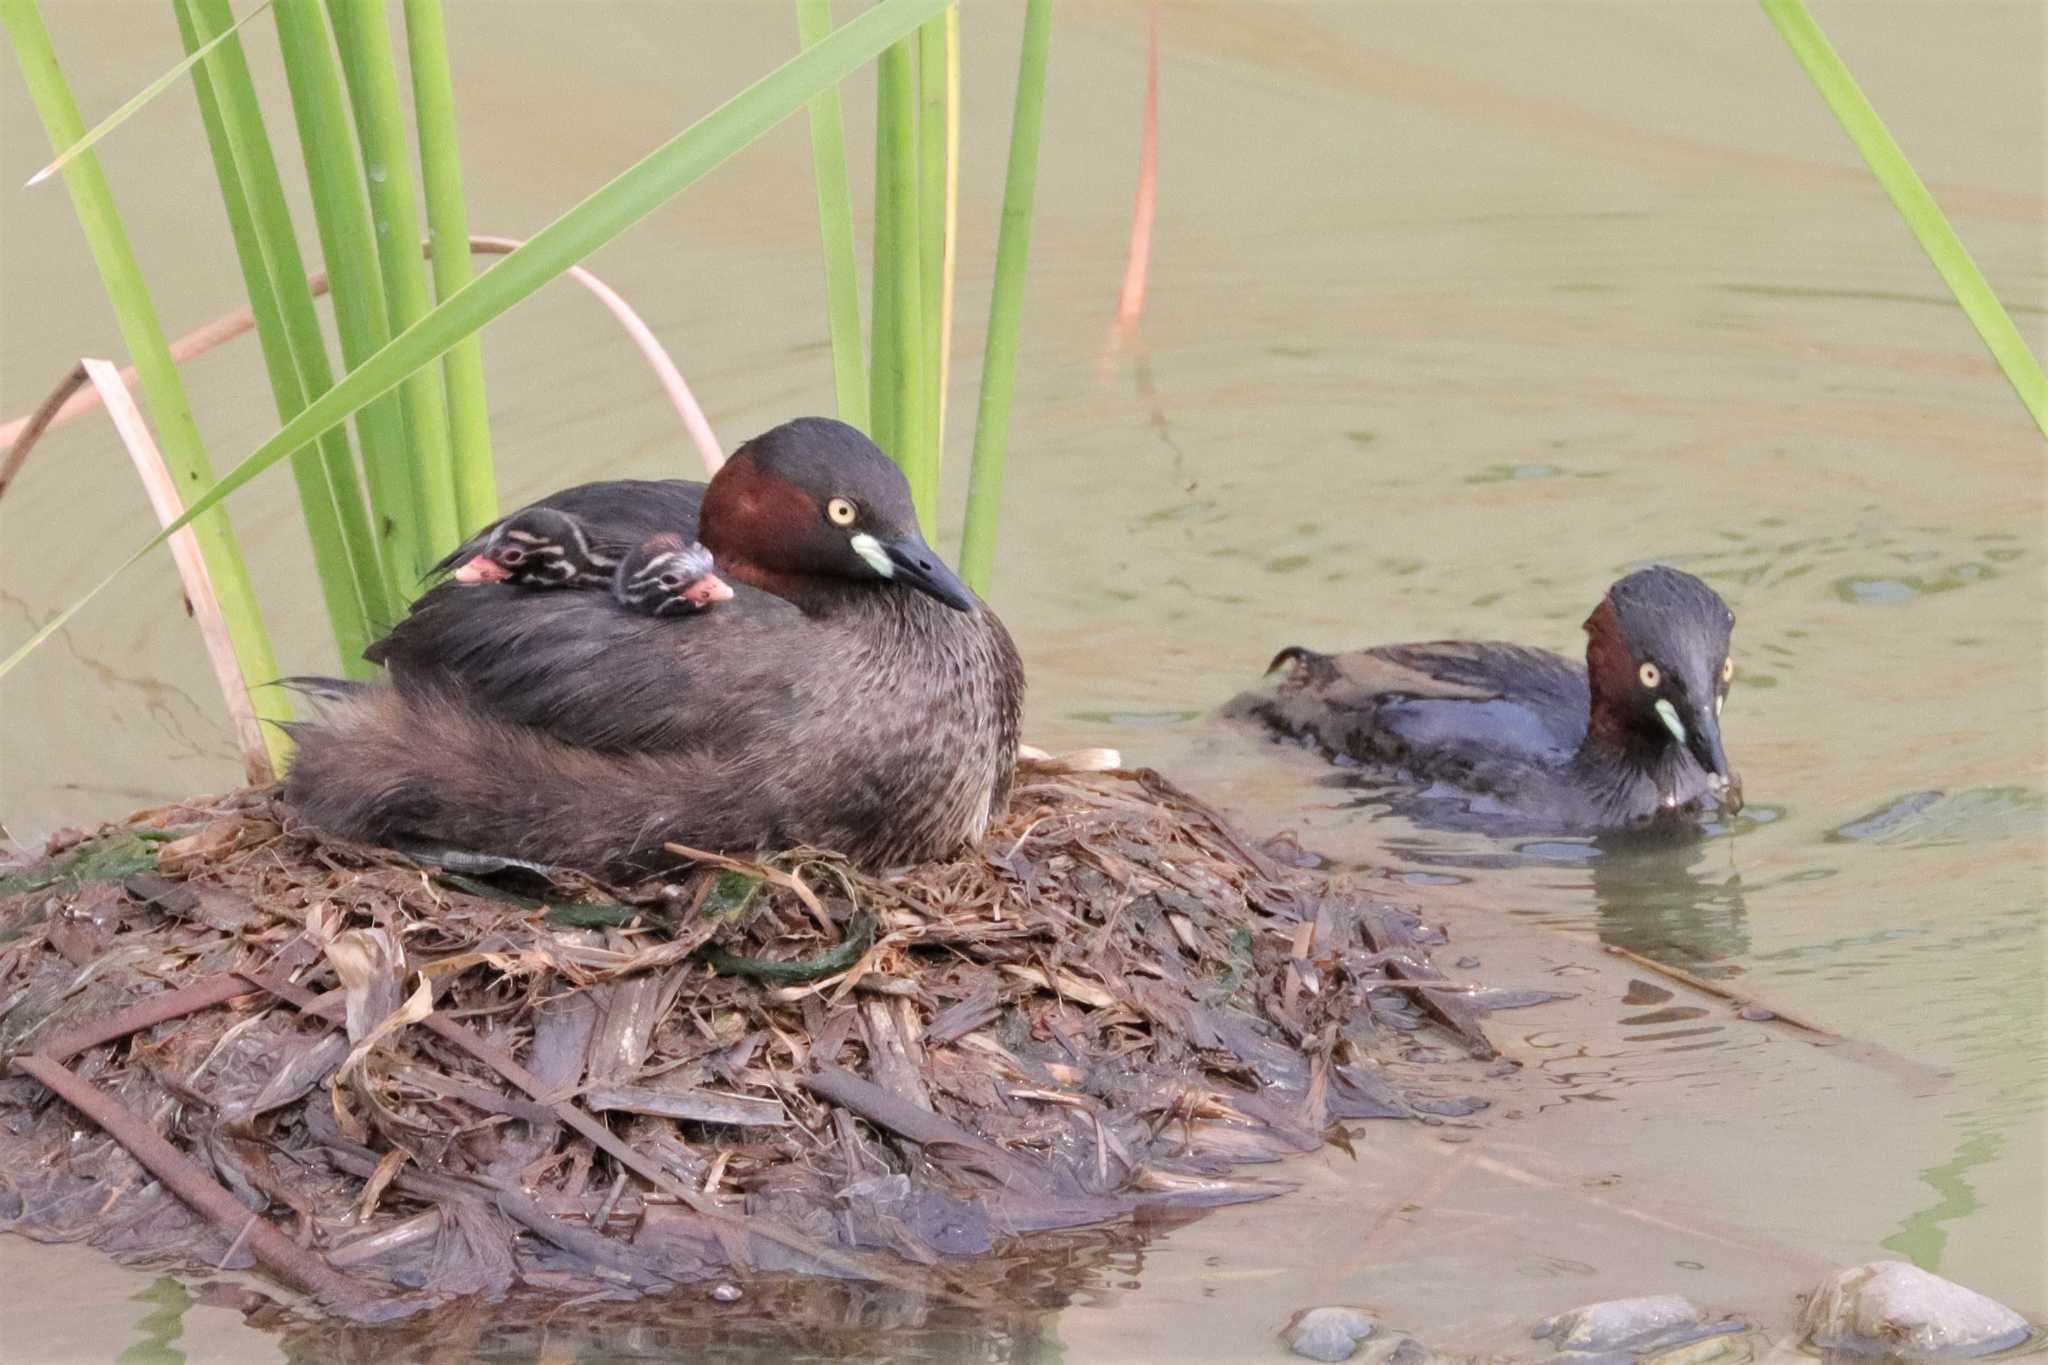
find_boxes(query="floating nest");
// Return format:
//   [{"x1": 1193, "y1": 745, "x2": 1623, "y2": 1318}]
[{"x1": 0, "y1": 761, "x2": 1513, "y2": 1324}]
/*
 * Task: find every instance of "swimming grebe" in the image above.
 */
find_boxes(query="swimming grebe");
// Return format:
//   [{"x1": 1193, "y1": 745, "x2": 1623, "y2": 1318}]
[{"x1": 1223, "y1": 566, "x2": 1740, "y2": 831}]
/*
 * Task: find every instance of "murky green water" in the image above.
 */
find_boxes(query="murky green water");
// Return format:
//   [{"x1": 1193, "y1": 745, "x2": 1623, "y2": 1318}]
[{"x1": 3, "y1": 2, "x2": 2042, "y2": 1359}]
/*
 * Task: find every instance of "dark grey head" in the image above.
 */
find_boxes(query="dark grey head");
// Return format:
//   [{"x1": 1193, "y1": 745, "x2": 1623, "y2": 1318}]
[
  {"x1": 1583, "y1": 566, "x2": 1739, "y2": 795},
  {"x1": 611, "y1": 533, "x2": 733, "y2": 616},
  {"x1": 698, "y1": 417, "x2": 977, "y2": 612},
  {"x1": 456, "y1": 507, "x2": 612, "y2": 587}
]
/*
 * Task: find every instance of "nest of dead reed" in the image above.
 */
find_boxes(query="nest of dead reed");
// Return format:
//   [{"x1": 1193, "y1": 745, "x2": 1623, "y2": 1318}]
[{"x1": 0, "y1": 760, "x2": 1505, "y2": 1324}]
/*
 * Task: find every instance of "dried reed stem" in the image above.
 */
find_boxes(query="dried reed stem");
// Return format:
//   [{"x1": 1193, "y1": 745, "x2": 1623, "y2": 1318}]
[
  {"x1": 1114, "y1": 2, "x2": 1159, "y2": 329},
  {"x1": 83, "y1": 357, "x2": 275, "y2": 784}
]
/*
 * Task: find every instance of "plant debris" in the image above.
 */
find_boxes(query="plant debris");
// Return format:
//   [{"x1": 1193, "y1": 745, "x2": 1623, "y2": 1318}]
[{"x1": 0, "y1": 764, "x2": 1512, "y2": 1322}]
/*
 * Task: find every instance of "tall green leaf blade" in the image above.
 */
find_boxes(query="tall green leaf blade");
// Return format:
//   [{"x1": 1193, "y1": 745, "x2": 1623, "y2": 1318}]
[
  {"x1": 179, "y1": 0, "x2": 384, "y2": 676},
  {"x1": 3, "y1": 0, "x2": 954, "y2": 677},
  {"x1": 273, "y1": 0, "x2": 419, "y2": 607},
  {"x1": 1760, "y1": 0, "x2": 2048, "y2": 440},
  {"x1": 23, "y1": 0, "x2": 274, "y2": 188},
  {"x1": 872, "y1": 37, "x2": 930, "y2": 529},
  {"x1": 960, "y1": 0, "x2": 1052, "y2": 592},
  {"x1": 403, "y1": 0, "x2": 497, "y2": 533},
  {"x1": 797, "y1": 0, "x2": 869, "y2": 433},
  {"x1": 917, "y1": 11, "x2": 948, "y2": 453},
  {"x1": 868, "y1": 46, "x2": 900, "y2": 463},
  {"x1": 328, "y1": 0, "x2": 460, "y2": 567},
  {"x1": 1, "y1": 0, "x2": 291, "y2": 755}
]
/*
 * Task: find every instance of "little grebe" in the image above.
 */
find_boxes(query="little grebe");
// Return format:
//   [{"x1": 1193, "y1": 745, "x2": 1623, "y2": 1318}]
[
  {"x1": 450, "y1": 507, "x2": 615, "y2": 587},
  {"x1": 609, "y1": 533, "x2": 733, "y2": 616},
  {"x1": 284, "y1": 418, "x2": 1022, "y2": 872},
  {"x1": 454, "y1": 511, "x2": 731, "y2": 617},
  {"x1": 1223, "y1": 566, "x2": 1741, "y2": 831}
]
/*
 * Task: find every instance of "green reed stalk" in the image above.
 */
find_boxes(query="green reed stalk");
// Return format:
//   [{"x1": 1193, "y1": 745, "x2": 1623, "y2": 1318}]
[
  {"x1": 1760, "y1": 0, "x2": 2048, "y2": 441},
  {"x1": 25, "y1": 0, "x2": 273, "y2": 188},
  {"x1": 867, "y1": 51, "x2": 901, "y2": 462},
  {"x1": 937, "y1": 8, "x2": 961, "y2": 447},
  {"x1": 917, "y1": 11, "x2": 949, "y2": 453},
  {"x1": 871, "y1": 38, "x2": 932, "y2": 530},
  {"x1": 178, "y1": 0, "x2": 386, "y2": 672},
  {"x1": 403, "y1": 0, "x2": 496, "y2": 532},
  {"x1": 1, "y1": 0, "x2": 291, "y2": 756},
  {"x1": 272, "y1": 0, "x2": 419, "y2": 598},
  {"x1": 327, "y1": 0, "x2": 459, "y2": 567},
  {"x1": 796, "y1": 0, "x2": 869, "y2": 433},
  {"x1": 959, "y1": 0, "x2": 1051, "y2": 592},
  {"x1": 2, "y1": 0, "x2": 954, "y2": 678}
]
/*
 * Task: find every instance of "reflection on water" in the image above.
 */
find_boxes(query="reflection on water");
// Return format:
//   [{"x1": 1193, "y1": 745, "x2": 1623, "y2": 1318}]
[
  {"x1": 276, "y1": 1229, "x2": 1146, "y2": 1365},
  {"x1": 1354, "y1": 814, "x2": 1760, "y2": 976},
  {"x1": 56, "y1": 1232, "x2": 1166, "y2": 1364},
  {"x1": 1588, "y1": 837, "x2": 1752, "y2": 976},
  {"x1": 125, "y1": 1278, "x2": 193, "y2": 1365},
  {"x1": 1323, "y1": 778, "x2": 1759, "y2": 979}
]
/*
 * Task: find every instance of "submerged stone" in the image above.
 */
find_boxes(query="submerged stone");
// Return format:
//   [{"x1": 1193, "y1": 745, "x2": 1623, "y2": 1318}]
[
  {"x1": 1374, "y1": 1337, "x2": 1435, "y2": 1365},
  {"x1": 1645, "y1": 1335, "x2": 1752, "y2": 1365},
  {"x1": 1802, "y1": 1261, "x2": 2032, "y2": 1359},
  {"x1": 1288, "y1": 1306, "x2": 1378, "y2": 1362},
  {"x1": 1536, "y1": 1295, "x2": 1746, "y2": 1358}
]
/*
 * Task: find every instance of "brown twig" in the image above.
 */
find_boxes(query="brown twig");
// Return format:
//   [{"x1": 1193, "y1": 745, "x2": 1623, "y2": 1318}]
[
  {"x1": 14, "y1": 1052, "x2": 377, "y2": 1310},
  {"x1": 0, "y1": 316, "x2": 258, "y2": 492},
  {"x1": 31, "y1": 934, "x2": 320, "y2": 1064},
  {"x1": 32, "y1": 973, "x2": 256, "y2": 1065},
  {"x1": 0, "y1": 233, "x2": 723, "y2": 494},
  {"x1": 1601, "y1": 943, "x2": 1837, "y2": 1036},
  {"x1": 0, "y1": 361, "x2": 83, "y2": 498}
]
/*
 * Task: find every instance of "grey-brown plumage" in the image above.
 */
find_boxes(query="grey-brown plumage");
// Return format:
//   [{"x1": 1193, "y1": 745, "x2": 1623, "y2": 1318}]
[
  {"x1": 1223, "y1": 566, "x2": 1739, "y2": 832},
  {"x1": 284, "y1": 419, "x2": 1023, "y2": 874}
]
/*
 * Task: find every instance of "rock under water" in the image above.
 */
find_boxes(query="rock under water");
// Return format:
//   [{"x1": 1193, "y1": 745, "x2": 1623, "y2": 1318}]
[{"x1": 1287, "y1": 1305, "x2": 1378, "y2": 1362}]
